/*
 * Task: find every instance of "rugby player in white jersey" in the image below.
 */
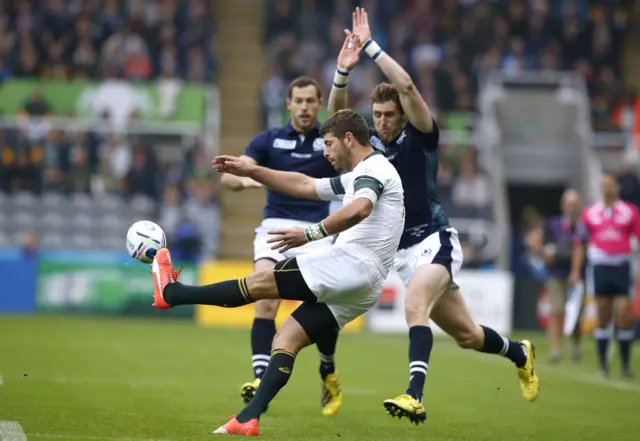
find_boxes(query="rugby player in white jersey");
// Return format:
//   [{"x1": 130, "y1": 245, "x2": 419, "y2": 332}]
[
  {"x1": 150, "y1": 109, "x2": 405, "y2": 436},
  {"x1": 326, "y1": 7, "x2": 539, "y2": 424},
  {"x1": 220, "y1": 76, "x2": 343, "y2": 415}
]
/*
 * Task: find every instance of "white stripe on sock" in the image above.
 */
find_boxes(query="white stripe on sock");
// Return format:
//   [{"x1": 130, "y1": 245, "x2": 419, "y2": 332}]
[
  {"x1": 318, "y1": 352, "x2": 334, "y2": 363},
  {"x1": 500, "y1": 337, "x2": 509, "y2": 356},
  {"x1": 409, "y1": 367, "x2": 428, "y2": 376},
  {"x1": 252, "y1": 355, "x2": 271, "y2": 362},
  {"x1": 617, "y1": 329, "x2": 635, "y2": 341},
  {"x1": 594, "y1": 327, "x2": 611, "y2": 339},
  {"x1": 252, "y1": 361, "x2": 269, "y2": 368},
  {"x1": 409, "y1": 361, "x2": 428, "y2": 370}
]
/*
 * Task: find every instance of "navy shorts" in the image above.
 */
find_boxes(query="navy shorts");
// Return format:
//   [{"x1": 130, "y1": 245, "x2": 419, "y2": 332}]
[{"x1": 587, "y1": 262, "x2": 632, "y2": 298}]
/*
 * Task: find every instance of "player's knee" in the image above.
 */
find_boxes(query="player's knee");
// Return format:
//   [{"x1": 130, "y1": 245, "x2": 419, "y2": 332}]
[
  {"x1": 273, "y1": 326, "x2": 308, "y2": 354},
  {"x1": 246, "y1": 270, "x2": 278, "y2": 300},
  {"x1": 254, "y1": 298, "x2": 280, "y2": 319}
]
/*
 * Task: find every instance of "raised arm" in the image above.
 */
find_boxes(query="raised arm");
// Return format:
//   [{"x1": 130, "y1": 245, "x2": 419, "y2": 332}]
[
  {"x1": 213, "y1": 155, "x2": 319, "y2": 200},
  {"x1": 327, "y1": 25, "x2": 362, "y2": 115},
  {"x1": 353, "y1": 7, "x2": 434, "y2": 133}
]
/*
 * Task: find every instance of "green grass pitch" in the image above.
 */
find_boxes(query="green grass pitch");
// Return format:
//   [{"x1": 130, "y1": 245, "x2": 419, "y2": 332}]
[{"x1": 0, "y1": 315, "x2": 639, "y2": 440}]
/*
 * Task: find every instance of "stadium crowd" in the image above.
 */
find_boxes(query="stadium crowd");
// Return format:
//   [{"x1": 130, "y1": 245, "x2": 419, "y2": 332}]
[
  {"x1": 261, "y1": 0, "x2": 635, "y2": 267},
  {"x1": 0, "y1": 0, "x2": 220, "y2": 261}
]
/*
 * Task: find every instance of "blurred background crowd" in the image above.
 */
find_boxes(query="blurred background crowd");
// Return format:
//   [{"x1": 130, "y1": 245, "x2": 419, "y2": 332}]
[
  {"x1": 0, "y1": 0, "x2": 220, "y2": 261},
  {"x1": 0, "y1": 0, "x2": 639, "y2": 270}
]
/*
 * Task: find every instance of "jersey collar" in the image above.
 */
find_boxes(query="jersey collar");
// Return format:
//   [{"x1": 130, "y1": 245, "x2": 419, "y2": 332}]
[
  {"x1": 364, "y1": 150, "x2": 383, "y2": 161},
  {"x1": 285, "y1": 120, "x2": 321, "y2": 137}
]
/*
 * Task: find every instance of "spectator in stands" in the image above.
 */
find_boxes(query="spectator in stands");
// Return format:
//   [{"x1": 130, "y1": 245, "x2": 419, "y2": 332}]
[
  {"x1": 618, "y1": 152, "x2": 640, "y2": 210},
  {"x1": 452, "y1": 152, "x2": 491, "y2": 209}
]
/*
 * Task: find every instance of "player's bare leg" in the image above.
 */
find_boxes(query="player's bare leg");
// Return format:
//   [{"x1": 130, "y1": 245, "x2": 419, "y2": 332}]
[
  {"x1": 614, "y1": 296, "x2": 634, "y2": 378},
  {"x1": 215, "y1": 315, "x2": 312, "y2": 436},
  {"x1": 594, "y1": 297, "x2": 614, "y2": 377},
  {"x1": 383, "y1": 264, "x2": 448, "y2": 424},
  {"x1": 431, "y1": 289, "x2": 539, "y2": 402},
  {"x1": 242, "y1": 259, "x2": 280, "y2": 404}
]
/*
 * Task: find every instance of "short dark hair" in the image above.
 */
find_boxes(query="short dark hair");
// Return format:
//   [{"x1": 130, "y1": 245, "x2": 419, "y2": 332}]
[
  {"x1": 320, "y1": 109, "x2": 370, "y2": 146},
  {"x1": 288, "y1": 76, "x2": 322, "y2": 100},
  {"x1": 371, "y1": 82, "x2": 403, "y2": 113}
]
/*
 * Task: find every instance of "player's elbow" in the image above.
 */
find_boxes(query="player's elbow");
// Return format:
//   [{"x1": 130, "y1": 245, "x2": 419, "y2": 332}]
[
  {"x1": 397, "y1": 77, "x2": 416, "y2": 95},
  {"x1": 350, "y1": 200, "x2": 374, "y2": 222}
]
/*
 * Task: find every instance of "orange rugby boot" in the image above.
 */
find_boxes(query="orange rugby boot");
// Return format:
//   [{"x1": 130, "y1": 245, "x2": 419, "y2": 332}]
[
  {"x1": 212, "y1": 415, "x2": 259, "y2": 436},
  {"x1": 151, "y1": 248, "x2": 182, "y2": 309}
]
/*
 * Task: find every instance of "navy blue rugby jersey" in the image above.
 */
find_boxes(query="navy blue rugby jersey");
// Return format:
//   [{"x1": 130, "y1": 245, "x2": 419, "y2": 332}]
[
  {"x1": 245, "y1": 121, "x2": 337, "y2": 222},
  {"x1": 370, "y1": 120, "x2": 450, "y2": 249}
]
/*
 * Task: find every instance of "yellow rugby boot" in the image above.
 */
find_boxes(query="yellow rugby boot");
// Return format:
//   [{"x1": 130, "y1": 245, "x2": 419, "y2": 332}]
[
  {"x1": 383, "y1": 394, "x2": 426, "y2": 424},
  {"x1": 518, "y1": 340, "x2": 540, "y2": 402},
  {"x1": 321, "y1": 373, "x2": 342, "y2": 416},
  {"x1": 240, "y1": 378, "x2": 260, "y2": 404}
]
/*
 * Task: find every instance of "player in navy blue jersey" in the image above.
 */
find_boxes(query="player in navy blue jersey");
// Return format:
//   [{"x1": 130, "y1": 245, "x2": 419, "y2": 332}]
[
  {"x1": 221, "y1": 76, "x2": 343, "y2": 416},
  {"x1": 327, "y1": 8, "x2": 539, "y2": 424}
]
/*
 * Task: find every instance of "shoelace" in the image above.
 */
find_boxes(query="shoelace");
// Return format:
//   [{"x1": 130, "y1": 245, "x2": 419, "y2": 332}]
[{"x1": 171, "y1": 267, "x2": 183, "y2": 281}]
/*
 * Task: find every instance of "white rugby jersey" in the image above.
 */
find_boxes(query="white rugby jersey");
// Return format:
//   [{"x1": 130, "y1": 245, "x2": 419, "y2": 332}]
[{"x1": 315, "y1": 151, "x2": 405, "y2": 273}]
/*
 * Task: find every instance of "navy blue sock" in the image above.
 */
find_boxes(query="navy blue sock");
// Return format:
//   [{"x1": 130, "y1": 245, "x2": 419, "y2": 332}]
[
  {"x1": 236, "y1": 350, "x2": 295, "y2": 423},
  {"x1": 477, "y1": 325, "x2": 527, "y2": 368},
  {"x1": 251, "y1": 318, "x2": 276, "y2": 379},
  {"x1": 617, "y1": 328, "x2": 634, "y2": 371},
  {"x1": 594, "y1": 327, "x2": 610, "y2": 372},
  {"x1": 406, "y1": 326, "x2": 433, "y2": 403}
]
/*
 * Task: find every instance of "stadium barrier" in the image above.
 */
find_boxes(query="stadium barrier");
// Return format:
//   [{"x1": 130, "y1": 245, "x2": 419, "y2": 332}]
[
  {"x1": 0, "y1": 249, "x2": 37, "y2": 314},
  {"x1": 34, "y1": 250, "x2": 197, "y2": 318}
]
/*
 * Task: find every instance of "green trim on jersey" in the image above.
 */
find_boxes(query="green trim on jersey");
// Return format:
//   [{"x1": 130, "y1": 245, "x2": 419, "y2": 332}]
[
  {"x1": 364, "y1": 150, "x2": 383, "y2": 161},
  {"x1": 424, "y1": 149, "x2": 449, "y2": 229},
  {"x1": 330, "y1": 176, "x2": 346, "y2": 195},
  {"x1": 354, "y1": 175, "x2": 384, "y2": 198}
]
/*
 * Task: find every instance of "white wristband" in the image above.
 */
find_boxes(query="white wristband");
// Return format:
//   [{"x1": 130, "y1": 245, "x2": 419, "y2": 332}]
[
  {"x1": 304, "y1": 222, "x2": 329, "y2": 242},
  {"x1": 333, "y1": 68, "x2": 349, "y2": 88},
  {"x1": 363, "y1": 39, "x2": 384, "y2": 61}
]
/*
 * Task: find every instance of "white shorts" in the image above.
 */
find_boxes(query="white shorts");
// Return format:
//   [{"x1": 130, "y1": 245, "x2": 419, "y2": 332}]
[
  {"x1": 254, "y1": 218, "x2": 334, "y2": 263},
  {"x1": 394, "y1": 227, "x2": 463, "y2": 288},
  {"x1": 297, "y1": 243, "x2": 386, "y2": 328}
]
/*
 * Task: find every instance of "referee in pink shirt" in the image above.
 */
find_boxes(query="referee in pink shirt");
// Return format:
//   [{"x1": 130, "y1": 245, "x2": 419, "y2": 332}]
[{"x1": 570, "y1": 173, "x2": 638, "y2": 378}]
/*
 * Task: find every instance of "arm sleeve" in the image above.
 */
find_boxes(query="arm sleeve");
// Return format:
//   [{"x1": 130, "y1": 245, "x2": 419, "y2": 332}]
[
  {"x1": 352, "y1": 168, "x2": 385, "y2": 205},
  {"x1": 244, "y1": 132, "x2": 270, "y2": 166},
  {"x1": 315, "y1": 173, "x2": 352, "y2": 201}
]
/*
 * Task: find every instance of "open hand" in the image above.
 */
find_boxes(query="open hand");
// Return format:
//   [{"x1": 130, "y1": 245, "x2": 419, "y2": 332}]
[
  {"x1": 351, "y1": 7, "x2": 372, "y2": 48},
  {"x1": 212, "y1": 155, "x2": 255, "y2": 178},
  {"x1": 267, "y1": 228, "x2": 308, "y2": 253},
  {"x1": 337, "y1": 30, "x2": 361, "y2": 72}
]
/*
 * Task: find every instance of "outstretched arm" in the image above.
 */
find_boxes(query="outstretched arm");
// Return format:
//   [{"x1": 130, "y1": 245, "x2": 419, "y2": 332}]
[
  {"x1": 213, "y1": 155, "x2": 319, "y2": 200},
  {"x1": 353, "y1": 7, "x2": 433, "y2": 133},
  {"x1": 220, "y1": 155, "x2": 263, "y2": 191}
]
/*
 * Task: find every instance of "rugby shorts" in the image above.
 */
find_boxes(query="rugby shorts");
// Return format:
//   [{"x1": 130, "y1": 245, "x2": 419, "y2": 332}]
[
  {"x1": 293, "y1": 243, "x2": 386, "y2": 329},
  {"x1": 394, "y1": 227, "x2": 463, "y2": 289},
  {"x1": 586, "y1": 261, "x2": 633, "y2": 298}
]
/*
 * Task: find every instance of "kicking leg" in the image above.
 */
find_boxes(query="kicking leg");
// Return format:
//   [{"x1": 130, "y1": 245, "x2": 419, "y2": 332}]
[
  {"x1": 383, "y1": 263, "x2": 449, "y2": 425},
  {"x1": 243, "y1": 260, "x2": 280, "y2": 404},
  {"x1": 152, "y1": 248, "x2": 281, "y2": 309},
  {"x1": 431, "y1": 288, "x2": 539, "y2": 402}
]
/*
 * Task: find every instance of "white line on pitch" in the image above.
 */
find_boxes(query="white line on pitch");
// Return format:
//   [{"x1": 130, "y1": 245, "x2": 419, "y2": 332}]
[
  {"x1": 0, "y1": 374, "x2": 3, "y2": 386},
  {"x1": 28, "y1": 434, "x2": 176, "y2": 441}
]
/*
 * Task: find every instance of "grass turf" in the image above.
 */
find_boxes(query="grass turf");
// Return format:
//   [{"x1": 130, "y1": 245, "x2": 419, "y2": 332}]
[{"x1": 0, "y1": 315, "x2": 638, "y2": 440}]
